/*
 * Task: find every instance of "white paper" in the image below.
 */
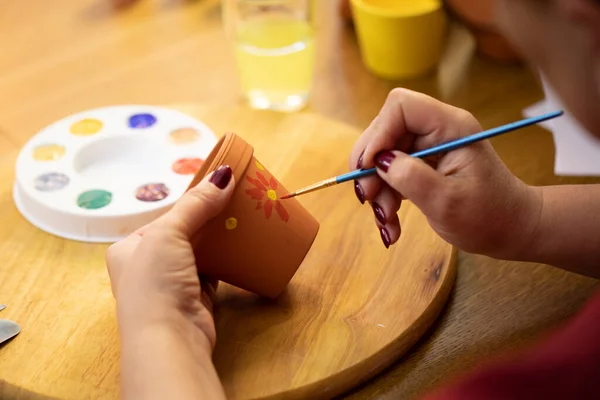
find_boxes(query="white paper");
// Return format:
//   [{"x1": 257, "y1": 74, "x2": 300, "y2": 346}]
[
  {"x1": 522, "y1": 75, "x2": 600, "y2": 176},
  {"x1": 522, "y1": 100, "x2": 552, "y2": 130}
]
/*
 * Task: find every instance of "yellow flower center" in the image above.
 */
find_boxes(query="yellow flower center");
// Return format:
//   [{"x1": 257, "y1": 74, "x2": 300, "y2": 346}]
[
  {"x1": 225, "y1": 217, "x2": 238, "y2": 230},
  {"x1": 255, "y1": 160, "x2": 265, "y2": 171},
  {"x1": 267, "y1": 189, "x2": 277, "y2": 201}
]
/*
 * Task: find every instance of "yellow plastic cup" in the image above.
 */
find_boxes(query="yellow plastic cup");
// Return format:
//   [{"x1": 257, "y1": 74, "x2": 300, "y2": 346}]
[{"x1": 350, "y1": 0, "x2": 448, "y2": 79}]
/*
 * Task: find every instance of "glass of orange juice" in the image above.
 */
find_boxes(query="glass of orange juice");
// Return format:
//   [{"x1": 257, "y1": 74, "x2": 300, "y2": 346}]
[{"x1": 222, "y1": 0, "x2": 315, "y2": 112}]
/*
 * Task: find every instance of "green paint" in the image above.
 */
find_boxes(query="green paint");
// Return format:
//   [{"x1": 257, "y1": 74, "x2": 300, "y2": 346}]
[{"x1": 77, "y1": 189, "x2": 112, "y2": 210}]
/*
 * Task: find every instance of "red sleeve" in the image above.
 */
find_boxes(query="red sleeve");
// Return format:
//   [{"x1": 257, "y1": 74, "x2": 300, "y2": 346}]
[{"x1": 421, "y1": 289, "x2": 600, "y2": 400}]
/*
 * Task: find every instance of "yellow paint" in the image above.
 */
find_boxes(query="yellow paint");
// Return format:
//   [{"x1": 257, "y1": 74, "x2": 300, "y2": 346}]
[
  {"x1": 33, "y1": 144, "x2": 66, "y2": 161},
  {"x1": 225, "y1": 217, "x2": 238, "y2": 230},
  {"x1": 255, "y1": 160, "x2": 264, "y2": 171},
  {"x1": 70, "y1": 118, "x2": 103, "y2": 136},
  {"x1": 267, "y1": 189, "x2": 277, "y2": 201}
]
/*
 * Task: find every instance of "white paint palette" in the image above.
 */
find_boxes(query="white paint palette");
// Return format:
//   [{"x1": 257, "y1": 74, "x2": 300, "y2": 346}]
[{"x1": 13, "y1": 105, "x2": 218, "y2": 243}]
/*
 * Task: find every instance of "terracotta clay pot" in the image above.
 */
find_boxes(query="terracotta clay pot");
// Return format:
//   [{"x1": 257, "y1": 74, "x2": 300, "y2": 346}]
[
  {"x1": 445, "y1": 0, "x2": 522, "y2": 63},
  {"x1": 186, "y1": 132, "x2": 320, "y2": 298}
]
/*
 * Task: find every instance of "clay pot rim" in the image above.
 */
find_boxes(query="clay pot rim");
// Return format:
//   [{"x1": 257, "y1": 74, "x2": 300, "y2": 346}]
[{"x1": 187, "y1": 132, "x2": 254, "y2": 191}]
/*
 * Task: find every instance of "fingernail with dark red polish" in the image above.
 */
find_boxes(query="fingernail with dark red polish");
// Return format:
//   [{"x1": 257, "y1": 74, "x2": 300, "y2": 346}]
[
  {"x1": 380, "y1": 227, "x2": 391, "y2": 249},
  {"x1": 372, "y1": 202, "x2": 386, "y2": 224},
  {"x1": 209, "y1": 165, "x2": 232, "y2": 189},
  {"x1": 354, "y1": 180, "x2": 365, "y2": 204},
  {"x1": 375, "y1": 151, "x2": 396, "y2": 173},
  {"x1": 357, "y1": 150, "x2": 365, "y2": 169}
]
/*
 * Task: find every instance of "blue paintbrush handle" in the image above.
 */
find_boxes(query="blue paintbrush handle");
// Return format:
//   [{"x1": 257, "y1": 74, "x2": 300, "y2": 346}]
[{"x1": 336, "y1": 110, "x2": 563, "y2": 184}]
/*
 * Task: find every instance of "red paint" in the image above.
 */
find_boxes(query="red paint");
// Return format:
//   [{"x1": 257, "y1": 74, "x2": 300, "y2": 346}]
[
  {"x1": 172, "y1": 158, "x2": 204, "y2": 175},
  {"x1": 275, "y1": 201, "x2": 289, "y2": 222},
  {"x1": 244, "y1": 171, "x2": 289, "y2": 223},
  {"x1": 256, "y1": 171, "x2": 269, "y2": 187},
  {"x1": 246, "y1": 175, "x2": 267, "y2": 191}
]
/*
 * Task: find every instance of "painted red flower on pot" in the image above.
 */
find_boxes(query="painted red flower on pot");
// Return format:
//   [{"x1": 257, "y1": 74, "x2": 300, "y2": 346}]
[{"x1": 245, "y1": 162, "x2": 289, "y2": 223}]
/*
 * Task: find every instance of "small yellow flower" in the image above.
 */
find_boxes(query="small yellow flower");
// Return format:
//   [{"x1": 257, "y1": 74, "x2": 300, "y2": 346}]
[
  {"x1": 225, "y1": 217, "x2": 238, "y2": 230},
  {"x1": 245, "y1": 170, "x2": 289, "y2": 222}
]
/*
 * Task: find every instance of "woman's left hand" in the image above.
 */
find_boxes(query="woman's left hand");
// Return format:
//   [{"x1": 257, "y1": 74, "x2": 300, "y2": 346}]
[{"x1": 106, "y1": 165, "x2": 234, "y2": 352}]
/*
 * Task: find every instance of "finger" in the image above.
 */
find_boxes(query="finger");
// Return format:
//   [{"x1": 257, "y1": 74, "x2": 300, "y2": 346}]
[
  {"x1": 349, "y1": 115, "x2": 379, "y2": 171},
  {"x1": 379, "y1": 212, "x2": 401, "y2": 248},
  {"x1": 370, "y1": 184, "x2": 401, "y2": 228},
  {"x1": 356, "y1": 89, "x2": 450, "y2": 202},
  {"x1": 362, "y1": 88, "x2": 481, "y2": 165},
  {"x1": 350, "y1": 116, "x2": 382, "y2": 205},
  {"x1": 352, "y1": 89, "x2": 479, "y2": 204},
  {"x1": 375, "y1": 151, "x2": 447, "y2": 219},
  {"x1": 361, "y1": 89, "x2": 414, "y2": 169},
  {"x1": 155, "y1": 165, "x2": 235, "y2": 239}
]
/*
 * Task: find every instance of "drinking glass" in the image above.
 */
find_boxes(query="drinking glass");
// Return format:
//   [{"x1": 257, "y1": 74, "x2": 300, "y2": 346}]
[{"x1": 222, "y1": 0, "x2": 315, "y2": 112}]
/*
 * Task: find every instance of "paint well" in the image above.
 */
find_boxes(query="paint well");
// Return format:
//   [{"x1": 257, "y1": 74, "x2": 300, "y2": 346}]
[
  {"x1": 70, "y1": 119, "x2": 103, "y2": 136},
  {"x1": 34, "y1": 172, "x2": 70, "y2": 192},
  {"x1": 129, "y1": 113, "x2": 157, "y2": 129},
  {"x1": 169, "y1": 128, "x2": 200, "y2": 144},
  {"x1": 33, "y1": 144, "x2": 66, "y2": 161},
  {"x1": 135, "y1": 183, "x2": 170, "y2": 202},
  {"x1": 172, "y1": 158, "x2": 204, "y2": 175},
  {"x1": 77, "y1": 189, "x2": 112, "y2": 210},
  {"x1": 14, "y1": 105, "x2": 219, "y2": 243}
]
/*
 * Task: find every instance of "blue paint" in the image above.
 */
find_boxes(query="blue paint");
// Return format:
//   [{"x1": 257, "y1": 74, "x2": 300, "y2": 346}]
[
  {"x1": 336, "y1": 110, "x2": 564, "y2": 184},
  {"x1": 128, "y1": 113, "x2": 157, "y2": 129}
]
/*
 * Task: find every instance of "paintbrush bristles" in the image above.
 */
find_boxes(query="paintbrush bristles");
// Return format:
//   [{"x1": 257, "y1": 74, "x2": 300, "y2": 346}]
[{"x1": 281, "y1": 177, "x2": 337, "y2": 200}]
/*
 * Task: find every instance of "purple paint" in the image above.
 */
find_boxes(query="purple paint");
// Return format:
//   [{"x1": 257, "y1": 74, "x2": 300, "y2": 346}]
[{"x1": 136, "y1": 183, "x2": 170, "y2": 202}]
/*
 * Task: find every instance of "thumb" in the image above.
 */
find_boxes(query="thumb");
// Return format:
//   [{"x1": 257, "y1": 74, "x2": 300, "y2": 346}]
[
  {"x1": 374, "y1": 151, "x2": 446, "y2": 216},
  {"x1": 160, "y1": 165, "x2": 235, "y2": 238}
]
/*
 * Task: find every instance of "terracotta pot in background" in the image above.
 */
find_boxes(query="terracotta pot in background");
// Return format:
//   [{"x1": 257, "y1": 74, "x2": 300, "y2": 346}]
[
  {"x1": 186, "y1": 132, "x2": 320, "y2": 298},
  {"x1": 445, "y1": 0, "x2": 522, "y2": 63}
]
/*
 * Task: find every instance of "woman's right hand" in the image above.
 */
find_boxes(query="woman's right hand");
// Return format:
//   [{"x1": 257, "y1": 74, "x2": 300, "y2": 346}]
[{"x1": 350, "y1": 88, "x2": 542, "y2": 259}]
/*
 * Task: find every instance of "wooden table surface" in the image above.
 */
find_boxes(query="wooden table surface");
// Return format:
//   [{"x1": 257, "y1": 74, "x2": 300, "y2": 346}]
[
  {"x1": 1, "y1": 1, "x2": 598, "y2": 399},
  {"x1": 0, "y1": 103, "x2": 458, "y2": 400}
]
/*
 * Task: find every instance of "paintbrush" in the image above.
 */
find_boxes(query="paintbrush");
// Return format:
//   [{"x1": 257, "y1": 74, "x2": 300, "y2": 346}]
[{"x1": 281, "y1": 110, "x2": 564, "y2": 200}]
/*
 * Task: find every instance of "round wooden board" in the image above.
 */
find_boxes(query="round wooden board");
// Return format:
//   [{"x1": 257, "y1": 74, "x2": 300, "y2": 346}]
[{"x1": 0, "y1": 103, "x2": 456, "y2": 400}]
